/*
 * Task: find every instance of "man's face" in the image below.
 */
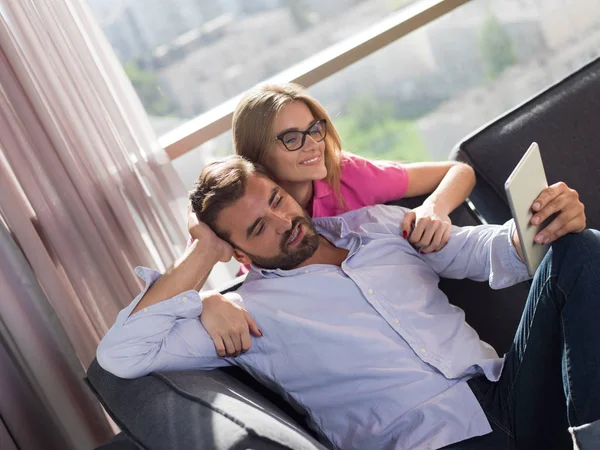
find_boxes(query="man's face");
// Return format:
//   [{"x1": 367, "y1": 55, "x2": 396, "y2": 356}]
[{"x1": 214, "y1": 174, "x2": 320, "y2": 270}]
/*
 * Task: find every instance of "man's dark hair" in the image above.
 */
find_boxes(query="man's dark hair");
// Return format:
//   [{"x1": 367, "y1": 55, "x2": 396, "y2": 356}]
[{"x1": 189, "y1": 155, "x2": 267, "y2": 242}]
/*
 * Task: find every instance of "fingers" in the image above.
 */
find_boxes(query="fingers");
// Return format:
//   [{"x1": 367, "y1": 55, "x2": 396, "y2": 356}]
[
  {"x1": 531, "y1": 185, "x2": 585, "y2": 244},
  {"x1": 213, "y1": 337, "x2": 227, "y2": 358},
  {"x1": 536, "y1": 207, "x2": 586, "y2": 244},
  {"x1": 213, "y1": 336, "x2": 232, "y2": 358},
  {"x1": 531, "y1": 191, "x2": 571, "y2": 226},
  {"x1": 212, "y1": 327, "x2": 254, "y2": 358},
  {"x1": 244, "y1": 310, "x2": 263, "y2": 337},
  {"x1": 410, "y1": 218, "x2": 451, "y2": 253},
  {"x1": 542, "y1": 216, "x2": 586, "y2": 244},
  {"x1": 532, "y1": 182, "x2": 567, "y2": 213},
  {"x1": 408, "y1": 216, "x2": 430, "y2": 245},
  {"x1": 229, "y1": 332, "x2": 243, "y2": 357},
  {"x1": 240, "y1": 330, "x2": 252, "y2": 356},
  {"x1": 421, "y1": 226, "x2": 451, "y2": 254},
  {"x1": 401, "y1": 211, "x2": 416, "y2": 239},
  {"x1": 187, "y1": 203, "x2": 199, "y2": 228},
  {"x1": 534, "y1": 206, "x2": 579, "y2": 244}
]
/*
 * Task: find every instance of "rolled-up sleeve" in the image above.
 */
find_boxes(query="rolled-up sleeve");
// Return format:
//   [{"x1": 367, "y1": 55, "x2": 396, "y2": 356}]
[{"x1": 96, "y1": 267, "x2": 232, "y2": 379}]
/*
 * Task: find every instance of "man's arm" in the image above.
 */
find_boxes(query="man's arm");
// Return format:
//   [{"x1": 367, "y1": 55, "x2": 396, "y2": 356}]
[
  {"x1": 130, "y1": 238, "x2": 220, "y2": 315},
  {"x1": 421, "y1": 220, "x2": 530, "y2": 289},
  {"x1": 97, "y1": 241, "x2": 235, "y2": 379},
  {"x1": 352, "y1": 204, "x2": 529, "y2": 289}
]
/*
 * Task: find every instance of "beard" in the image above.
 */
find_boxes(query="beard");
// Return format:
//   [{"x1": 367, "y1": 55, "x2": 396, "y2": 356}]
[{"x1": 243, "y1": 210, "x2": 320, "y2": 271}]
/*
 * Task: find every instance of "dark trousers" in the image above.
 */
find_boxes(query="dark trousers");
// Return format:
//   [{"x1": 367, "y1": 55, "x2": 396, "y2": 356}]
[{"x1": 443, "y1": 229, "x2": 600, "y2": 450}]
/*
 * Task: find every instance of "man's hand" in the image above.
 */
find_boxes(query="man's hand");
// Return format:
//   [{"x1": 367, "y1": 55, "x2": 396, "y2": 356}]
[
  {"x1": 530, "y1": 182, "x2": 586, "y2": 244},
  {"x1": 401, "y1": 204, "x2": 452, "y2": 253},
  {"x1": 188, "y1": 205, "x2": 233, "y2": 263},
  {"x1": 200, "y1": 292, "x2": 262, "y2": 357}
]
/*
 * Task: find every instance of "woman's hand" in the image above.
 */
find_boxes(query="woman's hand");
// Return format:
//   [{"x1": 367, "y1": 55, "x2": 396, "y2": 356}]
[
  {"x1": 401, "y1": 204, "x2": 452, "y2": 254},
  {"x1": 201, "y1": 292, "x2": 262, "y2": 357},
  {"x1": 188, "y1": 205, "x2": 233, "y2": 263}
]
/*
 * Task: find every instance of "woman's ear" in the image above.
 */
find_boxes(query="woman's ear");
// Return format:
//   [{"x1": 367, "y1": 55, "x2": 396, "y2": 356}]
[{"x1": 233, "y1": 249, "x2": 252, "y2": 265}]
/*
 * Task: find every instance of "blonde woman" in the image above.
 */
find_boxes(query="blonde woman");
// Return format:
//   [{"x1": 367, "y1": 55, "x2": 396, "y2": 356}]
[{"x1": 193, "y1": 83, "x2": 476, "y2": 357}]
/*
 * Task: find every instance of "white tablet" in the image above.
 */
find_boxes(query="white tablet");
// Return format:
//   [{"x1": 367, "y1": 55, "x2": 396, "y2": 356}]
[{"x1": 504, "y1": 142, "x2": 550, "y2": 276}]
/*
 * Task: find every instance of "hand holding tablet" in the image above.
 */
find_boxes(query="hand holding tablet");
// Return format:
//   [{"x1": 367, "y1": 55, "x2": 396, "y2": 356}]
[
  {"x1": 505, "y1": 143, "x2": 550, "y2": 276},
  {"x1": 504, "y1": 142, "x2": 586, "y2": 276}
]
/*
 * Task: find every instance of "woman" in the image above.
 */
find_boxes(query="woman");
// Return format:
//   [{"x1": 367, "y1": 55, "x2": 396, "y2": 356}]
[{"x1": 194, "y1": 83, "x2": 476, "y2": 357}]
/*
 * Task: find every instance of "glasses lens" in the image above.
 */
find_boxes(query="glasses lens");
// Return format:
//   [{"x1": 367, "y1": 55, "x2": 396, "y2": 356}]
[
  {"x1": 309, "y1": 120, "x2": 326, "y2": 142},
  {"x1": 281, "y1": 131, "x2": 304, "y2": 151}
]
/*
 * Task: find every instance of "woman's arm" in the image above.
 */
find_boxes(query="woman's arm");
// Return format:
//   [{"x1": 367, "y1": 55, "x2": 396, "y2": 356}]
[
  {"x1": 400, "y1": 161, "x2": 475, "y2": 253},
  {"x1": 403, "y1": 161, "x2": 476, "y2": 215}
]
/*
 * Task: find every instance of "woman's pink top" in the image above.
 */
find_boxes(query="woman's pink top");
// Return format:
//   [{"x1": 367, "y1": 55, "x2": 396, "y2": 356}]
[{"x1": 310, "y1": 152, "x2": 409, "y2": 217}]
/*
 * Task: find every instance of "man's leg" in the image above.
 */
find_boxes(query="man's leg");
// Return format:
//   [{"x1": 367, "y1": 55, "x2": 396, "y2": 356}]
[{"x1": 446, "y1": 229, "x2": 600, "y2": 450}]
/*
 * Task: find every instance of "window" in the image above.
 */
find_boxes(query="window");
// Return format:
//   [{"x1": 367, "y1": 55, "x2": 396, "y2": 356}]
[
  {"x1": 308, "y1": 0, "x2": 600, "y2": 163},
  {"x1": 88, "y1": 0, "x2": 417, "y2": 135},
  {"x1": 170, "y1": 0, "x2": 600, "y2": 192}
]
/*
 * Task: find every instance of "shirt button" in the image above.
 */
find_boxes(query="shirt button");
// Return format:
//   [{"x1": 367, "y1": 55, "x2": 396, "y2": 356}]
[
  {"x1": 420, "y1": 348, "x2": 427, "y2": 354},
  {"x1": 182, "y1": 296, "x2": 187, "y2": 304},
  {"x1": 304, "y1": 269, "x2": 309, "y2": 274},
  {"x1": 393, "y1": 318, "x2": 400, "y2": 324},
  {"x1": 143, "y1": 307, "x2": 149, "y2": 313},
  {"x1": 367, "y1": 288, "x2": 374, "y2": 295}
]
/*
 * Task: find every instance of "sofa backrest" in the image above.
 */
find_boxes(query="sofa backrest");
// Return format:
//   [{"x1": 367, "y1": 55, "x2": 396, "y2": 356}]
[{"x1": 451, "y1": 56, "x2": 600, "y2": 229}]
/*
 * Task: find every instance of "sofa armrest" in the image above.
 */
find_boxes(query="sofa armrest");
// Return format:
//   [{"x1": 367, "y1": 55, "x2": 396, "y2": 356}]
[{"x1": 86, "y1": 359, "x2": 330, "y2": 450}]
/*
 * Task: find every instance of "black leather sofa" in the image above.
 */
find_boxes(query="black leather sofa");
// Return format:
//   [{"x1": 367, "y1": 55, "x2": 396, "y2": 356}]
[{"x1": 87, "y1": 57, "x2": 600, "y2": 450}]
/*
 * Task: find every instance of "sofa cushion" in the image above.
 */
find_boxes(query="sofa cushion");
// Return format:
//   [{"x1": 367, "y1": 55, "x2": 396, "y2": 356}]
[
  {"x1": 86, "y1": 359, "x2": 330, "y2": 450},
  {"x1": 451, "y1": 56, "x2": 600, "y2": 228}
]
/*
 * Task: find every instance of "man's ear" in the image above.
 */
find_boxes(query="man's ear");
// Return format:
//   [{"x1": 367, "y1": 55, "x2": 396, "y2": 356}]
[{"x1": 233, "y1": 248, "x2": 252, "y2": 265}]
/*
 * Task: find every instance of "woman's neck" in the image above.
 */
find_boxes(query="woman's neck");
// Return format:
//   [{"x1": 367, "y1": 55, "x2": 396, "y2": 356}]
[{"x1": 278, "y1": 180, "x2": 313, "y2": 209}]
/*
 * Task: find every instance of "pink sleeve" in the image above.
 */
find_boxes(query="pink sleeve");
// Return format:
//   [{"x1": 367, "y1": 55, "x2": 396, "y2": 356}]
[{"x1": 340, "y1": 153, "x2": 409, "y2": 207}]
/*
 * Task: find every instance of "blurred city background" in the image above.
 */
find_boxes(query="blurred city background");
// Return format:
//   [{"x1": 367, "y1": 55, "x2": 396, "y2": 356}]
[{"x1": 88, "y1": 0, "x2": 600, "y2": 189}]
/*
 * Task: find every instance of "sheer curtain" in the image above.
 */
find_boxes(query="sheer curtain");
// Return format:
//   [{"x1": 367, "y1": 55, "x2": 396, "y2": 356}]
[{"x1": 0, "y1": 0, "x2": 189, "y2": 448}]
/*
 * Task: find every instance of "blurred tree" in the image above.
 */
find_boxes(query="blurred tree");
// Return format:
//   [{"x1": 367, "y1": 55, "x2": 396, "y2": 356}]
[
  {"x1": 124, "y1": 62, "x2": 177, "y2": 117},
  {"x1": 479, "y1": 12, "x2": 517, "y2": 79},
  {"x1": 347, "y1": 94, "x2": 393, "y2": 129},
  {"x1": 335, "y1": 95, "x2": 429, "y2": 162}
]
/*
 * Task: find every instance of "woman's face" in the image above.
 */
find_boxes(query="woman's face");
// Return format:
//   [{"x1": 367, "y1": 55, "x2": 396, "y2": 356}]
[{"x1": 267, "y1": 101, "x2": 328, "y2": 183}]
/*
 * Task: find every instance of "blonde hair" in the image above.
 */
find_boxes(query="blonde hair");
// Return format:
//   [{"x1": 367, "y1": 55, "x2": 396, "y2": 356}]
[{"x1": 232, "y1": 83, "x2": 345, "y2": 208}]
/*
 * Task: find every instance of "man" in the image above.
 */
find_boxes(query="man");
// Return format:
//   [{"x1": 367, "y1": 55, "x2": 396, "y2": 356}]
[{"x1": 98, "y1": 156, "x2": 599, "y2": 450}]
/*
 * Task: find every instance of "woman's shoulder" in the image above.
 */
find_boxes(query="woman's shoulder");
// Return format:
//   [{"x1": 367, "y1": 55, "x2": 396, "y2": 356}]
[
  {"x1": 339, "y1": 151, "x2": 371, "y2": 176},
  {"x1": 340, "y1": 150, "x2": 367, "y2": 166}
]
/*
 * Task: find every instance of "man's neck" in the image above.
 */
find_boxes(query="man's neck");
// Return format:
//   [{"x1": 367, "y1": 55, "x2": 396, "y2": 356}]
[
  {"x1": 297, "y1": 236, "x2": 348, "y2": 268},
  {"x1": 278, "y1": 180, "x2": 313, "y2": 209}
]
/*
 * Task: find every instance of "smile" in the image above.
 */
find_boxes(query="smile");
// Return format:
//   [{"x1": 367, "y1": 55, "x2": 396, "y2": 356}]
[
  {"x1": 299, "y1": 154, "x2": 321, "y2": 166},
  {"x1": 286, "y1": 223, "x2": 304, "y2": 247}
]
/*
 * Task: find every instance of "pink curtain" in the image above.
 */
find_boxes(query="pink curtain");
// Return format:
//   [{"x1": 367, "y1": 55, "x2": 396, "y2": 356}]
[{"x1": 0, "y1": 0, "x2": 189, "y2": 448}]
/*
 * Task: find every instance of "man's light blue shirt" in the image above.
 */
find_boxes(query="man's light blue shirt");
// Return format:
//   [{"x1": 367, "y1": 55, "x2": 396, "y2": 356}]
[{"x1": 98, "y1": 205, "x2": 531, "y2": 450}]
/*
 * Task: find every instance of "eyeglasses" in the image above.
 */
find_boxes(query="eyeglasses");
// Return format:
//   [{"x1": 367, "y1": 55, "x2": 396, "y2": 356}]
[{"x1": 275, "y1": 119, "x2": 327, "y2": 151}]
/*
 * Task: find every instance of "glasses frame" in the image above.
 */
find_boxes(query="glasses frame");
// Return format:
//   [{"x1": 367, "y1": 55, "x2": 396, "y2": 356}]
[{"x1": 275, "y1": 119, "x2": 328, "y2": 151}]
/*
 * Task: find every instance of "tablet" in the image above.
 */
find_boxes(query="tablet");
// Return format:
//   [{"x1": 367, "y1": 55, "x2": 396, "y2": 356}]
[{"x1": 504, "y1": 142, "x2": 550, "y2": 276}]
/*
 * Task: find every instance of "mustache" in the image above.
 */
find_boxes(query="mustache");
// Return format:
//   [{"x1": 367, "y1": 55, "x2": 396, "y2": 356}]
[{"x1": 281, "y1": 216, "x2": 309, "y2": 249}]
